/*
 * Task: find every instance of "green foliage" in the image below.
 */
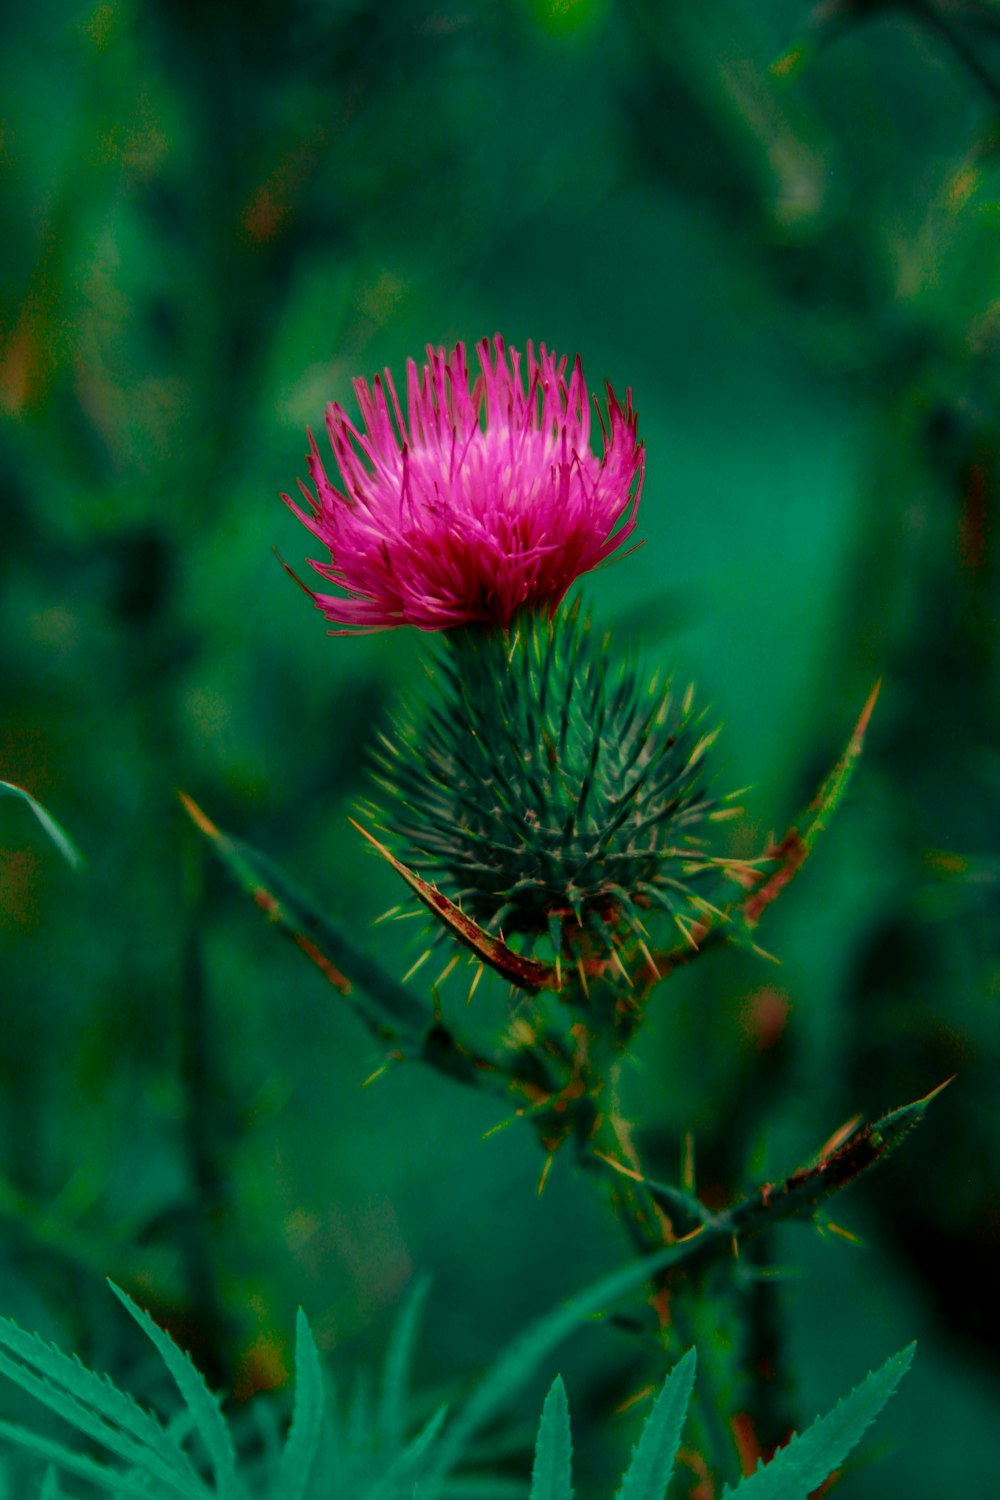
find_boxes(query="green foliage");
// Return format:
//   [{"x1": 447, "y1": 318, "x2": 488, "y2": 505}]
[
  {"x1": 0, "y1": 781, "x2": 83, "y2": 872},
  {"x1": 378, "y1": 1279, "x2": 430, "y2": 1455},
  {"x1": 0, "y1": 1253, "x2": 680, "y2": 1500},
  {"x1": 530, "y1": 1379, "x2": 573, "y2": 1500},
  {"x1": 420, "y1": 1244, "x2": 686, "y2": 1488},
  {"x1": 626, "y1": 1078, "x2": 951, "y2": 1271},
  {"x1": 723, "y1": 1346, "x2": 915, "y2": 1499},
  {"x1": 0, "y1": 1282, "x2": 912, "y2": 1500},
  {"x1": 373, "y1": 603, "x2": 720, "y2": 953},
  {"x1": 276, "y1": 1311, "x2": 324, "y2": 1500},
  {"x1": 4, "y1": 0, "x2": 999, "y2": 1494},
  {"x1": 0, "y1": 1284, "x2": 228, "y2": 1499},
  {"x1": 0, "y1": 1292, "x2": 210, "y2": 1497},
  {"x1": 106, "y1": 1286, "x2": 241, "y2": 1499},
  {"x1": 531, "y1": 1344, "x2": 911, "y2": 1500},
  {"x1": 613, "y1": 1347, "x2": 695, "y2": 1500},
  {"x1": 177, "y1": 793, "x2": 428, "y2": 1037},
  {"x1": 39, "y1": 1471, "x2": 62, "y2": 1500}
]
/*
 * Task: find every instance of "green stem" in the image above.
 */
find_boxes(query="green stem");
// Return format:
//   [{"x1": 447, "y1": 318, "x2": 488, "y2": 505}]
[
  {"x1": 585, "y1": 1080, "x2": 941, "y2": 1279},
  {"x1": 671, "y1": 1296, "x2": 742, "y2": 1495},
  {"x1": 583, "y1": 1071, "x2": 743, "y2": 1494}
]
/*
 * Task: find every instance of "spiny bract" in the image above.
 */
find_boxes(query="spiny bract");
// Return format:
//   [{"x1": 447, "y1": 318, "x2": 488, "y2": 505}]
[{"x1": 372, "y1": 602, "x2": 720, "y2": 955}]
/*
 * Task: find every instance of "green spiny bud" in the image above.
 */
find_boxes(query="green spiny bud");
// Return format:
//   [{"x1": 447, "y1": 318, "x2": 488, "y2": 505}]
[{"x1": 371, "y1": 601, "x2": 721, "y2": 959}]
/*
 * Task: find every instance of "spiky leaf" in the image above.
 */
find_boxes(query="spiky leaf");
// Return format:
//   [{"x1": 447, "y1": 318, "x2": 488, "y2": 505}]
[
  {"x1": 368, "y1": 1405, "x2": 449, "y2": 1500},
  {"x1": 278, "y1": 1310, "x2": 325, "y2": 1500},
  {"x1": 615, "y1": 1349, "x2": 696, "y2": 1500},
  {"x1": 725, "y1": 1345, "x2": 914, "y2": 1498},
  {"x1": 178, "y1": 794, "x2": 428, "y2": 1036},
  {"x1": 379, "y1": 1279, "x2": 430, "y2": 1454},
  {"x1": 0, "y1": 1418, "x2": 171, "y2": 1499},
  {"x1": 741, "y1": 680, "x2": 880, "y2": 931},
  {"x1": 350, "y1": 822, "x2": 556, "y2": 993},
  {"x1": 109, "y1": 1285, "x2": 241, "y2": 1500},
  {"x1": 0, "y1": 1312, "x2": 204, "y2": 1497},
  {"x1": 647, "y1": 681, "x2": 881, "y2": 985},
  {"x1": 426, "y1": 1245, "x2": 682, "y2": 1485},
  {"x1": 593, "y1": 1084, "x2": 944, "y2": 1283},
  {"x1": 530, "y1": 1378, "x2": 573, "y2": 1500}
]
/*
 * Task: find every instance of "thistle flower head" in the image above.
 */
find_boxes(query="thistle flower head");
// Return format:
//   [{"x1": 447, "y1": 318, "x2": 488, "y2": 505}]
[
  {"x1": 373, "y1": 605, "x2": 720, "y2": 959},
  {"x1": 285, "y1": 336, "x2": 643, "y2": 632}
]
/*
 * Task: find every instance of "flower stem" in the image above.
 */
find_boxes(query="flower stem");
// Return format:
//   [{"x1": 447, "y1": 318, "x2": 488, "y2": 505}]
[{"x1": 578, "y1": 1056, "x2": 743, "y2": 1494}]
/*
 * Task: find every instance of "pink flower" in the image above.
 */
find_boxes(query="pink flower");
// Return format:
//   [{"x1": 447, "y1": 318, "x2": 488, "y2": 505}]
[{"x1": 283, "y1": 335, "x2": 644, "y2": 632}]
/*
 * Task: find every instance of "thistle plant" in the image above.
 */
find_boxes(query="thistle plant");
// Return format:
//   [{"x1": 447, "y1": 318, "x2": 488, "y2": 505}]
[
  {"x1": 168, "y1": 335, "x2": 936, "y2": 1493},
  {"x1": 289, "y1": 335, "x2": 729, "y2": 981}
]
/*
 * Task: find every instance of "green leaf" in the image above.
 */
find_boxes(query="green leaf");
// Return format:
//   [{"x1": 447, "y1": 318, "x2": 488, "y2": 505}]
[
  {"x1": 426, "y1": 1246, "x2": 681, "y2": 1485},
  {"x1": 178, "y1": 794, "x2": 428, "y2": 1036},
  {"x1": 722, "y1": 1081, "x2": 950, "y2": 1249},
  {"x1": 529, "y1": 1378, "x2": 573, "y2": 1500},
  {"x1": 648, "y1": 684, "x2": 881, "y2": 981},
  {"x1": 0, "y1": 781, "x2": 83, "y2": 871},
  {"x1": 278, "y1": 1310, "x2": 325, "y2": 1500},
  {"x1": 439, "y1": 1481, "x2": 527, "y2": 1498},
  {"x1": 613, "y1": 1082, "x2": 948, "y2": 1280},
  {"x1": 0, "y1": 1418, "x2": 157, "y2": 1499},
  {"x1": 109, "y1": 1285, "x2": 241, "y2": 1500},
  {"x1": 866, "y1": 1080, "x2": 952, "y2": 1157},
  {"x1": 742, "y1": 682, "x2": 880, "y2": 931},
  {"x1": 368, "y1": 1404, "x2": 449, "y2": 1500},
  {"x1": 615, "y1": 1348, "x2": 696, "y2": 1500},
  {"x1": 247, "y1": 1398, "x2": 282, "y2": 1484},
  {"x1": 379, "y1": 1278, "x2": 431, "y2": 1454},
  {"x1": 347, "y1": 1368, "x2": 373, "y2": 1456},
  {"x1": 0, "y1": 1312, "x2": 205, "y2": 1498},
  {"x1": 725, "y1": 1344, "x2": 914, "y2": 1499}
]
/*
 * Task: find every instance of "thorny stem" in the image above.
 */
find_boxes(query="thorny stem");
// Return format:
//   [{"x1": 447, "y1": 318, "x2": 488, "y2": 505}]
[
  {"x1": 536, "y1": 973, "x2": 942, "y2": 1492},
  {"x1": 585, "y1": 1062, "x2": 744, "y2": 1495},
  {"x1": 582, "y1": 1084, "x2": 941, "y2": 1278},
  {"x1": 547, "y1": 982, "x2": 745, "y2": 1494},
  {"x1": 672, "y1": 1299, "x2": 744, "y2": 1497},
  {"x1": 739, "y1": 1239, "x2": 799, "y2": 1460}
]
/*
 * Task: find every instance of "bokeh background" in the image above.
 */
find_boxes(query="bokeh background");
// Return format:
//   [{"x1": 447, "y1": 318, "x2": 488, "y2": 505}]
[{"x1": 3, "y1": 0, "x2": 1000, "y2": 1493}]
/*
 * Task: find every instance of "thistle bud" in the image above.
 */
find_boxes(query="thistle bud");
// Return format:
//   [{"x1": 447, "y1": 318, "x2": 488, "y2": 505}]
[{"x1": 373, "y1": 602, "x2": 719, "y2": 965}]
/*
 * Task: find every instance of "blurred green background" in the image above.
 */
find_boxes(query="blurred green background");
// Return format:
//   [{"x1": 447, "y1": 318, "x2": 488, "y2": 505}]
[{"x1": 3, "y1": 0, "x2": 1000, "y2": 1493}]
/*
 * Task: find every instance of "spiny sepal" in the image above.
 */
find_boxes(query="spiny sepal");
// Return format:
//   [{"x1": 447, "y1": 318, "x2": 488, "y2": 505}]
[
  {"x1": 643, "y1": 680, "x2": 882, "y2": 990},
  {"x1": 349, "y1": 818, "x2": 558, "y2": 991},
  {"x1": 373, "y1": 600, "x2": 724, "y2": 964}
]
